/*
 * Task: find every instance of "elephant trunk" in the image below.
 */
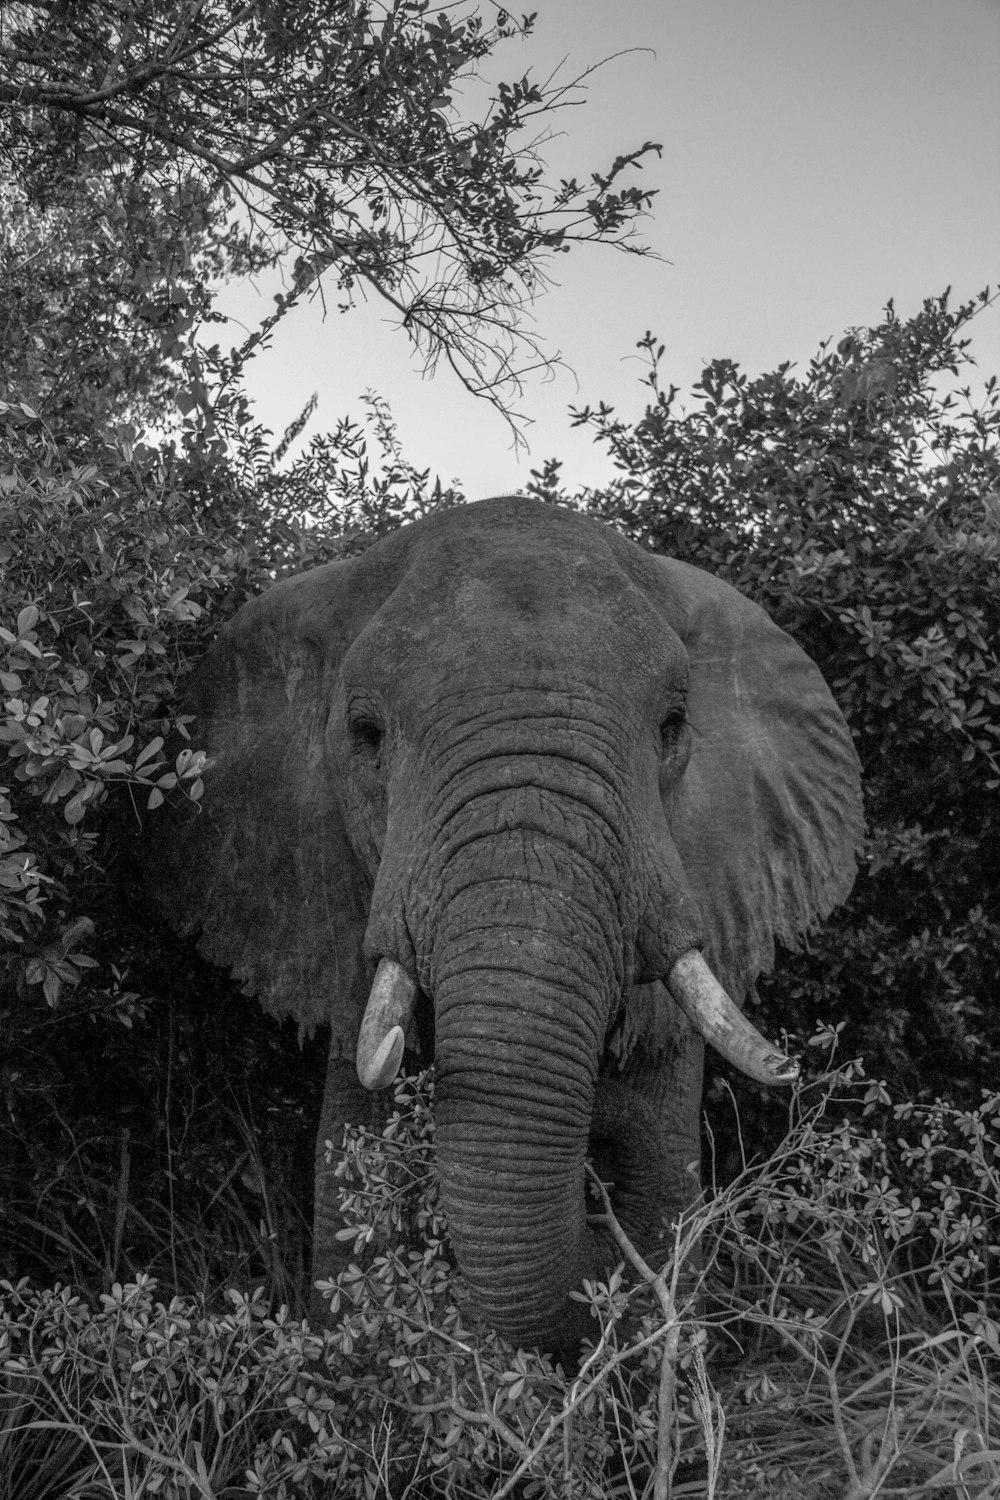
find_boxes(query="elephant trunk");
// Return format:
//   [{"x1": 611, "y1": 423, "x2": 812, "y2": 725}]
[
  {"x1": 428, "y1": 827, "x2": 634, "y2": 1349},
  {"x1": 432, "y1": 960, "x2": 602, "y2": 1349}
]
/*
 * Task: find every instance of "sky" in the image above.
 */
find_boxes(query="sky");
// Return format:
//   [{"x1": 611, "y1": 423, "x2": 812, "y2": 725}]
[{"x1": 215, "y1": 0, "x2": 1000, "y2": 499}]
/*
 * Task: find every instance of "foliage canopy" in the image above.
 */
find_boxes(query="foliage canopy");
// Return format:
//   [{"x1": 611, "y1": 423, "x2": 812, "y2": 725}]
[{"x1": 0, "y1": 0, "x2": 660, "y2": 409}]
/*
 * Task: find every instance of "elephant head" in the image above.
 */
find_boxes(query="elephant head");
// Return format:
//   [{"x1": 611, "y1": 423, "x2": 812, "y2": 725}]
[{"x1": 150, "y1": 496, "x2": 862, "y2": 1350}]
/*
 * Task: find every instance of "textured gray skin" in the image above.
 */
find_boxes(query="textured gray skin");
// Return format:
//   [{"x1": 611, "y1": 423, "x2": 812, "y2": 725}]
[{"x1": 150, "y1": 497, "x2": 864, "y2": 1350}]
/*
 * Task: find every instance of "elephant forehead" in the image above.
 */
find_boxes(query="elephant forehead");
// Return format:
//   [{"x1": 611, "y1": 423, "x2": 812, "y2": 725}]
[
  {"x1": 461, "y1": 534, "x2": 608, "y2": 596},
  {"x1": 362, "y1": 540, "x2": 684, "y2": 685}
]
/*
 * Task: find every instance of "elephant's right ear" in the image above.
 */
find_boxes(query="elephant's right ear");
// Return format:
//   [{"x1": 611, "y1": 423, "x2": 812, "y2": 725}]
[
  {"x1": 646, "y1": 555, "x2": 864, "y2": 1003},
  {"x1": 147, "y1": 562, "x2": 369, "y2": 1043}
]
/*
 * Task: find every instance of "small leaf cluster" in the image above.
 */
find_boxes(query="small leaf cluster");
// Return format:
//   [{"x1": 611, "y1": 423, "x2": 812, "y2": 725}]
[
  {"x1": 782, "y1": 1037, "x2": 1000, "y2": 1323},
  {"x1": 704, "y1": 1044, "x2": 1000, "y2": 1496},
  {"x1": 266, "y1": 390, "x2": 466, "y2": 554},
  {"x1": 0, "y1": 402, "x2": 230, "y2": 964},
  {"x1": 0, "y1": 1275, "x2": 344, "y2": 1498},
  {"x1": 0, "y1": 173, "x2": 266, "y2": 444}
]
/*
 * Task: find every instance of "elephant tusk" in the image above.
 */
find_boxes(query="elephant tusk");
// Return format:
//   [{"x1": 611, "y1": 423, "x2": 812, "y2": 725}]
[
  {"x1": 667, "y1": 950, "x2": 800, "y2": 1086},
  {"x1": 356, "y1": 957, "x2": 418, "y2": 1090}
]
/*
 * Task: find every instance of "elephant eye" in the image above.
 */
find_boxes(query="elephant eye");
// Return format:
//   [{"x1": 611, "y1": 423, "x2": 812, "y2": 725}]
[
  {"x1": 350, "y1": 713, "x2": 384, "y2": 757},
  {"x1": 659, "y1": 708, "x2": 689, "y2": 762}
]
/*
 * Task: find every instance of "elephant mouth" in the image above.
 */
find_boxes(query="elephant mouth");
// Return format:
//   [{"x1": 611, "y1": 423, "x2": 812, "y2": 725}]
[{"x1": 356, "y1": 953, "x2": 799, "y2": 1094}]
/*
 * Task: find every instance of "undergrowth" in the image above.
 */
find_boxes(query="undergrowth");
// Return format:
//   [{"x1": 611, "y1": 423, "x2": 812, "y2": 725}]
[{"x1": 2, "y1": 1044, "x2": 998, "y2": 1498}]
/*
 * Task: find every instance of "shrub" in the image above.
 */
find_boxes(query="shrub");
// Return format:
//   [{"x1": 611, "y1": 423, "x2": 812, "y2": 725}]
[
  {"x1": 578, "y1": 288, "x2": 1000, "y2": 1105},
  {"x1": 4, "y1": 1054, "x2": 998, "y2": 1498},
  {"x1": 0, "y1": 385, "x2": 461, "y2": 1302}
]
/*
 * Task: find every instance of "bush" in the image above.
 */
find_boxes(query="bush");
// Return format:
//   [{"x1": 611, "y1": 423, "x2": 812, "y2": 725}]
[
  {"x1": 4, "y1": 1055, "x2": 998, "y2": 1498},
  {"x1": 0, "y1": 386, "x2": 462, "y2": 1303},
  {"x1": 578, "y1": 288, "x2": 1000, "y2": 1106}
]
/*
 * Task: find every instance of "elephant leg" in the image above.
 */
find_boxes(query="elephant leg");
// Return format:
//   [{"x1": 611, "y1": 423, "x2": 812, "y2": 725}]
[
  {"x1": 310, "y1": 1038, "x2": 392, "y2": 1322},
  {"x1": 614, "y1": 1022, "x2": 705, "y2": 1261},
  {"x1": 587, "y1": 1027, "x2": 704, "y2": 1355}
]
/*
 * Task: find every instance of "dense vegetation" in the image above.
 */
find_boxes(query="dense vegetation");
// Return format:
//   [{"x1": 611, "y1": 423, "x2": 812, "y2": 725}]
[
  {"x1": 4, "y1": 1065, "x2": 998, "y2": 1496},
  {"x1": 572, "y1": 295, "x2": 1000, "y2": 1151},
  {"x1": 2, "y1": 3, "x2": 999, "y2": 1493}
]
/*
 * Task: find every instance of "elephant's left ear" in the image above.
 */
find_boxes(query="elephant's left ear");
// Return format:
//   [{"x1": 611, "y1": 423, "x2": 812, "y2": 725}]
[
  {"x1": 145, "y1": 560, "x2": 373, "y2": 1042},
  {"x1": 647, "y1": 555, "x2": 864, "y2": 1001}
]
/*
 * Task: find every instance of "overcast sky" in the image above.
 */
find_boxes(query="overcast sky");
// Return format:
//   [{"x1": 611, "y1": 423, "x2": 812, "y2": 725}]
[{"x1": 215, "y1": 0, "x2": 1000, "y2": 498}]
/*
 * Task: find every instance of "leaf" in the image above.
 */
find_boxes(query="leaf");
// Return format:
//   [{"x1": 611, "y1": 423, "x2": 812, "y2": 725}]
[
  {"x1": 123, "y1": 597, "x2": 150, "y2": 627},
  {"x1": 16, "y1": 605, "x2": 39, "y2": 636},
  {"x1": 147, "y1": 787, "x2": 164, "y2": 810},
  {"x1": 135, "y1": 736, "x2": 165, "y2": 769},
  {"x1": 42, "y1": 767, "x2": 79, "y2": 802},
  {"x1": 63, "y1": 787, "x2": 95, "y2": 824}
]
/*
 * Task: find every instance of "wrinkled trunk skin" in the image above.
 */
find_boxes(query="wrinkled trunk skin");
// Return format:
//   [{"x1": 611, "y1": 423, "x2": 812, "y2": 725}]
[
  {"x1": 434, "y1": 969, "x2": 597, "y2": 1348},
  {"x1": 429, "y1": 823, "x2": 638, "y2": 1350}
]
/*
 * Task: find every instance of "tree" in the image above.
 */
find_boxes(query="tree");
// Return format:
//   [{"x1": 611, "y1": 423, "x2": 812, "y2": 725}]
[
  {"x1": 0, "y1": 173, "x2": 270, "y2": 442},
  {"x1": 577, "y1": 288, "x2": 1000, "y2": 1100},
  {"x1": 0, "y1": 0, "x2": 660, "y2": 414}
]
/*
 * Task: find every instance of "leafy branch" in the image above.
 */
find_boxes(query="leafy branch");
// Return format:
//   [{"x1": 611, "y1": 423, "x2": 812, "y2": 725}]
[{"x1": 0, "y1": 1, "x2": 661, "y2": 415}]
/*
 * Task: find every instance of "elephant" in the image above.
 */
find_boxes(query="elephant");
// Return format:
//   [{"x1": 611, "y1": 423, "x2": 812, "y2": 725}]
[{"x1": 149, "y1": 495, "x2": 863, "y2": 1351}]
